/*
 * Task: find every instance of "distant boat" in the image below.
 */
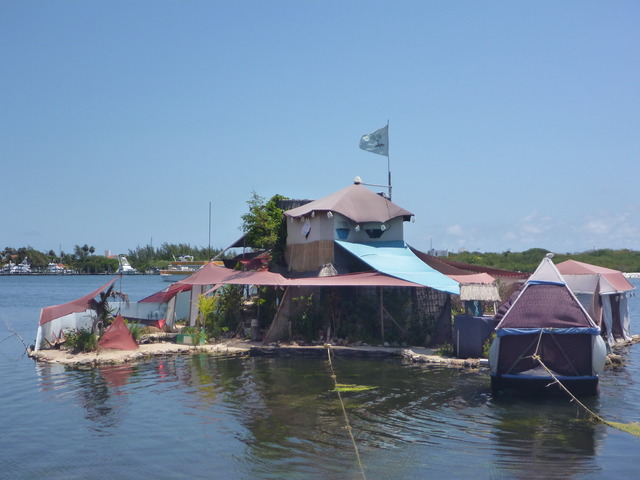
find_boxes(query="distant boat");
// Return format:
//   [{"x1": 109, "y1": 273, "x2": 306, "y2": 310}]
[
  {"x1": 1, "y1": 261, "x2": 16, "y2": 274},
  {"x1": 45, "y1": 262, "x2": 67, "y2": 274},
  {"x1": 489, "y1": 254, "x2": 607, "y2": 396},
  {"x1": 159, "y1": 255, "x2": 207, "y2": 282},
  {"x1": 2, "y1": 258, "x2": 31, "y2": 274},
  {"x1": 116, "y1": 255, "x2": 137, "y2": 275}
]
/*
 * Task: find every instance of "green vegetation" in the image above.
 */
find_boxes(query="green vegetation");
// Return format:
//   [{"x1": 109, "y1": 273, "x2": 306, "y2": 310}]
[
  {"x1": 180, "y1": 326, "x2": 208, "y2": 345},
  {"x1": 449, "y1": 247, "x2": 640, "y2": 273},
  {"x1": 64, "y1": 328, "x2": 98, "y2": 353},
  {"x1": 88, "y1": 284, "x2": 129, "y2": 334},
  {"x1": 605, "y1": 421, "x2": 640, "y2": 438},
  {"x1": 482, "y1": 333, "x2": 496, "y2": 359},
  {"x1": 332, "y1": 383, "x2": 377, "y2": 393},
  {"x1": 124, "y1": 319, "x2": 143, "y2": 342},
  {"x1": 241, "y1": 192, "x2": 288, "y2": 266},
  {"x1": 434, "y1": 343, "x2": 455, "y2": 357},
  {"x1": 126, "y1": 242, "x2": 225, "y2": 273},
  {"x1": 195, "y1": 286, "x2": 242, "y2": 341},
  {"x1": 0, "y1": 242, "x2": 225, "y2": 274}
]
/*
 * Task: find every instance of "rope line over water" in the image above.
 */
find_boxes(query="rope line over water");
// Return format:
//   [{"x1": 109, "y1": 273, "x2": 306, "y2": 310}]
[
  {"x1": 325, "y1": 344, "x2": 367, "y2": 480},
  {"x1": 528, "y1": 331, "x2": 640, "y2": 438}
]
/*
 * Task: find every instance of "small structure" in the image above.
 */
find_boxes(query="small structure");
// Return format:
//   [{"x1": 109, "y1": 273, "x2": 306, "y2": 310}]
[
  {"x1": 489, "y1": 255, "x2": 607, "y2": 396},
  {"x1": 283, "y1": 181, "x2": 413, "y2": 273},
  {"x1": 36, "y1": 277, "x2": 119, "y2": 350},
  {"x1": 556, "y1": 260, "x2": 635, "y2": 347},
  {"x1": 98, "y1": 314, "x2": 138, "y2": 350}
]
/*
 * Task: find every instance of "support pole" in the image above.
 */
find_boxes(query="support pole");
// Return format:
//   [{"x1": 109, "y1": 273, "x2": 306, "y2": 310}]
[{"x1": 380, "y1": 286, "x2": 384, "y2": 343}]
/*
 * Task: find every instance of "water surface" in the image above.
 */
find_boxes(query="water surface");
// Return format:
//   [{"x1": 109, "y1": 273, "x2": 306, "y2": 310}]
[{"x1": 1, "y1": 275, "x2": 639, "y2": 479}]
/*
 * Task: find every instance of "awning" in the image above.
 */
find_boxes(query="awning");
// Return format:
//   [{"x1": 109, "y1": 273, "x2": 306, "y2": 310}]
[
  {"x1": 39, "y1": 276, "x2": 119, "y2": 326},
  {"x1": 139, "y1": 283, "x2": 192, "y2": 303},
  {"x1": 177, "y1": 262, "x2": 289, "y2": 286},
  {"x1": 556, "y1": 259, "x2": 635, "y2": 293},
  {"x1": 285, "y1": 270, "x2": 422, "y2": 287},
  {"x1": 177, "y1": 262, "x2": 426, "y2": 289},
  {"x1": 336, "y1": 241, "x2": 460, "y2": 295}
]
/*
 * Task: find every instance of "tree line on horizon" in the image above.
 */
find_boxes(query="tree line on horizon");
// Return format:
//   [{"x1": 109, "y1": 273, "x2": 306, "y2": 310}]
[
  {"x1": 3, "y1": 194, "x2": 640, "y2": 274},
  {"x1": 0, "y1": 243, "x2": 224, "y2": 274},
  {"x1": 448, "y1": 247, "x2": 640, "y2": 273},
  {"x1": 3, "y1": 244, "x2": 640, "y2": 274}
]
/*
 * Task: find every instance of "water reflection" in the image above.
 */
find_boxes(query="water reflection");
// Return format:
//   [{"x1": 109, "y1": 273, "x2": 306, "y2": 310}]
[
  {"x1": 33, "y1": 354, "x2": 620, "y2": 479},
  {"x1": 490, "y1": 396, "x2": 604, "y2": 479}
]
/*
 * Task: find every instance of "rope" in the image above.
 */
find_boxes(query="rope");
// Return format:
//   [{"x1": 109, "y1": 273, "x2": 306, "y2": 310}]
[
  {"x1": 325, "y1": 344, "x2": 367, "y2": 479},
  {"x1": 532, "y1": 353, "x2": 640, "y2": 438}
]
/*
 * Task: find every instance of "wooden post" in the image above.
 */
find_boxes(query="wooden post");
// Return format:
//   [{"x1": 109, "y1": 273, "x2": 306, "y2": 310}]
[{"x1": 380, "y1": 286, "x2": 384, "y2": 343}]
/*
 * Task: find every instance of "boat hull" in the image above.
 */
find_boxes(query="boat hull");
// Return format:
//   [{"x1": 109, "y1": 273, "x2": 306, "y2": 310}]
[{"x1": 491, "y1": 373, "x2": 599, "y2": 397}]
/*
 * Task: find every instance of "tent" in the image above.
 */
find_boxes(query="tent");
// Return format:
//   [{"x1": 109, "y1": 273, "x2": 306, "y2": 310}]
[
  {"x1": 97, "y1": 314, "x2": 138, "y2": 350},
  {"x1": 489, "y1": 255, "x2": 607, "y2": 396},
  {"x1": 557, "y1": 260, "x2": 635, "y2": 345},
  {"x1": 35, "y1": 277, "x2": 119, "y2": 351}
]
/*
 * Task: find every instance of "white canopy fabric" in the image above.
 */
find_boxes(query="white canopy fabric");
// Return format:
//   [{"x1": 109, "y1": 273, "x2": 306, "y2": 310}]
[{"x1": 556, "y1": 259, "x2": 634, "y2": 345}]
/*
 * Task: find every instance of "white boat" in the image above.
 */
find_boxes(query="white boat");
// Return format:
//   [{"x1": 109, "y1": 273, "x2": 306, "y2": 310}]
[
  {"x1": 4, "y1": 258, "x2": 31, "y2": 274},
  {"x1": 159, "y1": 255, "x2": 207, "y2": 282},
  {"x1": 116, "y1": 255, "x2": 137, "y2": 274},
  {"x1": 1, "y1": 261, "x2": 16, "y2": 274},
  {"x1": 45, "y1": 262, "x2": 67, "y2": 274}
]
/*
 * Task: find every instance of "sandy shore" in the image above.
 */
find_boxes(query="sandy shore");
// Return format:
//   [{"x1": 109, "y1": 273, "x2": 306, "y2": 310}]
[
  {"x1": 27, "y1": 338, "x2": 488, "y2": 368},
  {"x1": 27, "y1": 335, "x2": 640, "y2": 368}
]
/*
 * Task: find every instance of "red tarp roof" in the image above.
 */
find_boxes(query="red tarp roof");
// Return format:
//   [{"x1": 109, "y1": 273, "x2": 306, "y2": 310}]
[
  {"x1": 139, "y1": 283, "x2": 192, "y2": 303},
  {"x1": 39, "y1": 277, "x2": 119, "y2": 326},
  {"x1": 556, "y1": 260, "x2": 635, "y2": 293},
  {"x1": 177, "y1": 262, "x2": 289, "y2": 286},
  {"x1": 176, "y1": 262, "x2": 426, "y2": 288},
  {"x1": 285, "y1": 271, "x2": 422, "y2": 287}
]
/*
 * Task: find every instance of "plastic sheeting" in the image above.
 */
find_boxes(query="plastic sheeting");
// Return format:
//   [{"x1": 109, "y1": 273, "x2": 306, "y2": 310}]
[{"x1": 335, "y1": 240, "x2": 460, "y2": 295}]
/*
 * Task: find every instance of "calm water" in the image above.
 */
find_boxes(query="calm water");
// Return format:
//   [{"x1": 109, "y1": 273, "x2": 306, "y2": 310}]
[{"x1": 1, "y1": 275, "x2": 639, "y2": 479}]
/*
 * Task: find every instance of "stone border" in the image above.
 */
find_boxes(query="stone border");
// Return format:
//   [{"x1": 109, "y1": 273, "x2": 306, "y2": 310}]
[
  {"x1": 27, "y1": 340, "x2": 488, "y2": 369},
  {"x1": 29, "y1": 335, "x2": 639, "y2": 369}
]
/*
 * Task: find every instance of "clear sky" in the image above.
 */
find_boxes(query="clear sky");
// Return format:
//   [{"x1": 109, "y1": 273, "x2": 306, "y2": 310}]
[{"x1": 2, "y1": 1, "x2": 639, "y2": 257}]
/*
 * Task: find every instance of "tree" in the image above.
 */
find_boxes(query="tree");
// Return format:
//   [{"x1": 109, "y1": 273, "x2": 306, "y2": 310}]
[
  {"x1": 88, "y1": 284, "x2": 129, "y2": 334},
  {"x1": 240, "y1": 192, "x2": 288, "y2": 265}
]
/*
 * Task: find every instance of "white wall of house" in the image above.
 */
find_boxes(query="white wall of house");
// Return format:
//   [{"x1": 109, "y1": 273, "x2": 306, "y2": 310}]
[{"x1": 286, "y1": 212, "x2": 405, "y2": 246}]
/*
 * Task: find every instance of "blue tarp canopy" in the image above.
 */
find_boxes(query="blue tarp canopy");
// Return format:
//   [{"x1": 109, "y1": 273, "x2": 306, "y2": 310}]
[{"x1": 336, "y1": 240, "x2": 460, "y2": 295}]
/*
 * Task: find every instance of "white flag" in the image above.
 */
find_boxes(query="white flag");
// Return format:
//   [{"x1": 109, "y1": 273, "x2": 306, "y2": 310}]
[{"x1": 359, "y1": 125, "x2": 388, "y2": 156}]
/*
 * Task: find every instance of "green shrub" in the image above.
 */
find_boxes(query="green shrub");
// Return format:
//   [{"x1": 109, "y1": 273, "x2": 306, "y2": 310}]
[
  {"x1": 482, "y1": 333, "x2": 496, "y2": 359},
  {"x1": 124, "y1": 319, "x2": 143, "y2": 342},
  {"x1": 64, "y1": 328, "x2": 98, "y2": 353},
  {"x1": 434, "y1": 343, "x2": 454, "y2": 357}
]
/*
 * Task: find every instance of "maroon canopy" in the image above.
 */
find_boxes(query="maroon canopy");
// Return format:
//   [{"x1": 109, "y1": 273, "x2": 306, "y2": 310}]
[
  {"x1": 39, "y1": 277, "x2": 119, "y2": 326},
  {"x1": 176, "y1": 262, "x2": 426, "y2": 288},
  {"x1": 177, "y1": 262, "x2": 288, "y2": 286},
  {"x1": 98, "y1": 314, "x2": 139, "y2": 350},
  {"x1": 139, "y1": 283, "x2": 192, "y2": 303}
]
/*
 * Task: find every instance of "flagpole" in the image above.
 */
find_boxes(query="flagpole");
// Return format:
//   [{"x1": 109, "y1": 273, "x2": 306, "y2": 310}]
[{"x1": 387, "y1": 120, "x2": 391, "y2": 200}]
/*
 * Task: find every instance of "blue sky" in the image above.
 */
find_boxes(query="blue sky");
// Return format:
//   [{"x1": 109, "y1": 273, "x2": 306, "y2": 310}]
[{"x1": 2, "y1": 1, "x2": 639, "y2": 257}]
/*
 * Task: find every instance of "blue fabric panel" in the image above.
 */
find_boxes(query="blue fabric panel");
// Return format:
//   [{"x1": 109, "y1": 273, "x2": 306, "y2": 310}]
[
  {"x1": 336, "y1": 240, "x2": 460, "y2": 294},
  {"x1": 497, "y1": 327, "x2": 600, "y2": 337}
]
